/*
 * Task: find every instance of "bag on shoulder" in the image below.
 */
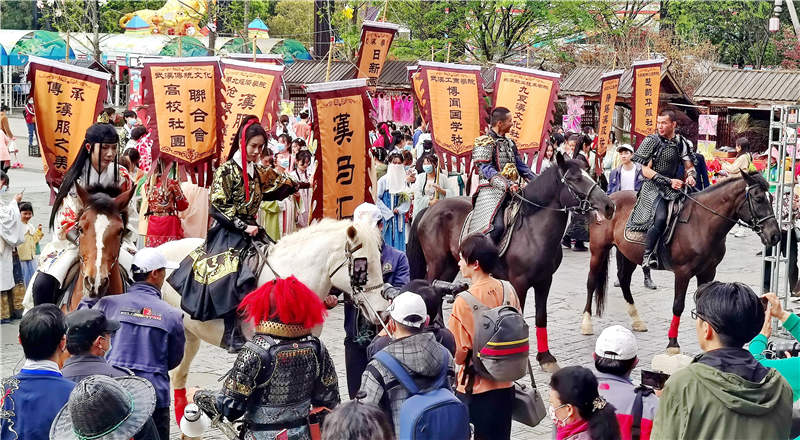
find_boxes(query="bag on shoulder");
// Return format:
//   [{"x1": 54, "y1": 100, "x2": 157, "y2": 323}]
[
  {"x1": 459, "y1": 280, "x2": 529, "y2": 382},
  {"x1": 374, "y1": 346, "x2": 470, "y2": 440}
]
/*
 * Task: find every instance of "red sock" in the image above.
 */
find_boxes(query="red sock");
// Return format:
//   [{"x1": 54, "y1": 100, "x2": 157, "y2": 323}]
[
  {"x1": 174, "y1": 388, "x2": 187, "y2": 423},
  {"x1": 668, "y1": 315, "x2": 680, "y2": 339},
  {"x1": 536, "y1": 327, "x2": 549, "y2": 353}
]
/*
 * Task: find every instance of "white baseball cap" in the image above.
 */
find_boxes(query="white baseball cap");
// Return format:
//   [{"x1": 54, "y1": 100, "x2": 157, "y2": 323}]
[
  {"x1": 132, "y1": 247, "x2": 179, "y2": 274},
  {"x1": 387, "y1": 292, "x2": 428, "y2": 328},
  {"x1": 594, "y1": 325, "x2": 638, "y2": 360},
  {"x1": 353, "y1": 202, "x2": 382, "y2": 226}
]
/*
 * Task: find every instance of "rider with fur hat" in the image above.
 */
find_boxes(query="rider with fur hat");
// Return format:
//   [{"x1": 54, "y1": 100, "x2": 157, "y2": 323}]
[{"x1": 193, "y1": 276, "x2": 340, "y2": 440}]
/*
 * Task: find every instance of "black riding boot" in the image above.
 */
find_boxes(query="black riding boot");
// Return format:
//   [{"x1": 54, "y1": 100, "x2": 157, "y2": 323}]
[
  {"x1": 223, "y1": 315, "x2": 246, "y2": 353},
  {"x1": 642, "y1": 267, "x2": 657, "y2": 290},
  {"x1": 489, "y1": 212, "x2": 505, "y2": 245}
]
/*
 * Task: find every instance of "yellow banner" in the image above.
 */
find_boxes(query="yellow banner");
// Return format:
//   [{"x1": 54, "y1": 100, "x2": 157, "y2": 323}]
[
  {"x1": 33, "y1": 70, "x2": 102, "y2": 183},
  {"x1": 150, "y1": 64, "x2": 217, "y2": 164},
  {"x1": 220, "y1": 64, "x2": 280, "y2": 161},
  {"x1": 356, "y1": 22, "x2": 397, "y2": 81},
  {"x1": 422, "y1": 65, "x2": 483, "y2": 159},
  {"x1": 632, "y1": 62, "x2": 662, "y2": 144},
  {"x1": 493, "y1": 68, "x2": 558, "y2": 152},
  {"x1": 313, "y1": 89, "x2": 370, "y2": 219},
  {"x1": 597, "y1": 73, "x2": 621, "y2": 158}
]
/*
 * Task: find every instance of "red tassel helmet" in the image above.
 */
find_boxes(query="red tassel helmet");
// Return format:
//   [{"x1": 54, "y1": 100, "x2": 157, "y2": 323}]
[{"x1": 237, "y1": 276, "x2": 327, "y2": 336}]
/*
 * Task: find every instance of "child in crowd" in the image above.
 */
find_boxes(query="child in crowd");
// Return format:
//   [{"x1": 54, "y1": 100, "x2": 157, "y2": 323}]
[{"x1": 17, "y1": 202, "x2": 42, "y2": 287}]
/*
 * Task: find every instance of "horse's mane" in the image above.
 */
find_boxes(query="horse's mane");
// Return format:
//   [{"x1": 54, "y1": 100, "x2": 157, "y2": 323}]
[
  {"x1": 276, "y1": 218, "x2": 382, "y2": 259},
  {"x1": 697, "y1": 171, "x2": 768, "y2": 196},
  {"x1": 76, "y1": 183, "x2": 129, "y2": 228},
  {"x1": 518, "y1": 160, "x2": 581, "y2": 216}
]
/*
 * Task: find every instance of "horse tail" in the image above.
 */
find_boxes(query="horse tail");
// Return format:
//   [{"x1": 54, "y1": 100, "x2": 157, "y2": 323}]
[
  {"x1": 407, "y1": 208, "x2": 428, "y2": 279},
  {"x1": 592, "y1": 244, "x2": 612, "y2": 317}
]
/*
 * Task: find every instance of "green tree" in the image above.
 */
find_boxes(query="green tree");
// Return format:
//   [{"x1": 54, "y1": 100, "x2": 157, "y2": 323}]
[
  {"x1": 663, "y1": 0, "x2": 783, "y2": 68},
  {"x1": 267, "y1": 0, "x2": 314, "y2": 47},
  {"x1": 1, "y1": 1, "x2": 35, "y2": 29}
]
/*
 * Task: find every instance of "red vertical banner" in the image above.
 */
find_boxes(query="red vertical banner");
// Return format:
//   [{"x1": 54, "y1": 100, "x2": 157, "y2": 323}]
[
  {"x1": 631, "y1": 59, "x2": 663, "y2": 148},
  {"x1": 26, "y1": 56, "x2": 110, "y2": 187},
  {"x1": 408, "y1": 65, "x2": 429, "y2": 123},
  {"x1": 308, "y1": 79, "x2": 375, "y2": 220},
  {"x1": 219, "y1": 59, "x2": 284, "y2": 161},
  {"x1": 418, "y1": 61, "x2": 487, "y2": 172},
  {"x1": 141, "y1": 57, "x2": 224, "y2": 184},
  {"x1": 355, "y1": 20, "x2": 398, "y2": 82},
  {"x1": 596, "y1": 70, "x2": 623, "y2": 173},
  {"x1": 492, "y1": 64, "x2": 560, "y2": 171}
]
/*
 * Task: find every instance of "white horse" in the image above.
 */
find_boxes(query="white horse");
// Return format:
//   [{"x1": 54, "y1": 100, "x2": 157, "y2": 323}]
[{"x1": 157, "y1": 219, "x2": 389, "y2": 421}]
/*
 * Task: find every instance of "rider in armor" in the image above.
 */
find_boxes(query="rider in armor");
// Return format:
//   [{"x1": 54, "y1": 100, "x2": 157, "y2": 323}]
[
  {"x1": 168, "y1": 115, "x2": 301, "y2": 352},
  {"x1": 31, "y1": 123, "x2": 133, "y2": 306},
  {"x1": 469, "y1": 107, "x2": 536, "y2": 243},
  {"x1": 629, "y1": 109, "x2": 696, "y2": 268},
  {"x1": 193, "y1": 276, "x2": 340, "y2": 440}
]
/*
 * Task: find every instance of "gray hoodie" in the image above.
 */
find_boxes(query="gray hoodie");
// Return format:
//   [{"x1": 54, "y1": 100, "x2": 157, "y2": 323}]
[{"x1": 358, "y1": 332, "x2": 455, "y2": 434}]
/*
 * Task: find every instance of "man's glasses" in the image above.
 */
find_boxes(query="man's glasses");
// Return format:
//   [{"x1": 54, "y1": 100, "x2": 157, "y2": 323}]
[{"x1": 691, "y1": 309, "x2": 718, "y2": 331}]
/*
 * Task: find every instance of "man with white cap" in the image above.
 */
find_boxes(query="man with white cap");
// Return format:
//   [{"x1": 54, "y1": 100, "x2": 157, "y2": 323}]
[
  {"x1": 92, "y1": 247, "x2": 185, "y2": 440},
  {"x1": 334, "y1": 202, "x2": 410, "y2": 399},
  {"x1": 358, "y1": 291, "x2": 455, "y2": 435},
  {"x1": 593, "y1": 325, "x2": 659, "y2": 440}
]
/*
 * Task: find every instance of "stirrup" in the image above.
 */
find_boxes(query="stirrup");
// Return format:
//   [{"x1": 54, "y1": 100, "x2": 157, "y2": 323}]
[{"x1": 642, "y1": 252, "x2": 656, "y2": 269}]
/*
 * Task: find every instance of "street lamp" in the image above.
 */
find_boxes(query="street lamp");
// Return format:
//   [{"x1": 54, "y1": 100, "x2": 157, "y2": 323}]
[{"x1": 770, "y1": 0, "x2": 783, "y2": 33}]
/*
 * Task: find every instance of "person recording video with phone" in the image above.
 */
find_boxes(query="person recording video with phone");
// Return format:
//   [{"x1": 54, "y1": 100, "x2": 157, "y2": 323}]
[
  {"x1": 749, "y1": 292, "x2": 800, "y2": 402},
  {"x1": 593, "y1": 325, "x2": 659, "y2": 440}
]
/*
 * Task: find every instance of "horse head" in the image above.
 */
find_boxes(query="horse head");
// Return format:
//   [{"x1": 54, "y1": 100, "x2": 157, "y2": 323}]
[
  {"x1": 75, "y1": 184, "x2": 132, "y2": 298},
  {"x1": 329, "y1": 221, "x2": 390, "y2": 325},
  {"x1": 740, "y1": 172, "x2": 781, "y2": 246},
  {"x1": 554, "y1": 152, "x2": 616, "y2": 220}
]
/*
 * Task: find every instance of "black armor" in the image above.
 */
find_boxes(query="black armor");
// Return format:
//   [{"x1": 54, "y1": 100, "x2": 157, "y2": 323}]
[{"x1": 198, "y1": 333, "x2": 340, "y2": 440}]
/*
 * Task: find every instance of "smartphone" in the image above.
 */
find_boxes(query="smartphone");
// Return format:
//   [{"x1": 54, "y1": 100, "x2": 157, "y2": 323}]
[
  {"x1": 641, "y1": 370, "x2": 670, "y2": 390},
  {"x1": 351, "y1": 257, "x2": 368, "y2": 287}
]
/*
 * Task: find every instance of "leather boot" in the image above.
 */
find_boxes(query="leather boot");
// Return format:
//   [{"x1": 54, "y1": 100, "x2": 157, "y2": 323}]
[
  {"x1": 643, "y1": 268, "x2": 657, "y2": 290},
  {"x1": 223, "y1": 315, "x2": 246, "y2": 353},
  {"x1": 573, "y1": 241, "x2": 588, "y2": 252},
  {"x1": 642, "y1": 250, "x2": 657, "y2": 269},
  {"x1": 561, "y1": 236, "x2": 572, "y2": 249}
]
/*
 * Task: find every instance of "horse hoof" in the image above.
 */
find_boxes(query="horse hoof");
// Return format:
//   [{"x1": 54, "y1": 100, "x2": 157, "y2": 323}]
[
  {"x1": 631, "y1": 320, "x2": 648, "y2": 332},
  {"x1": 580, "y1": 312, "x2": 593, "y2": 335},
  {"x1": 540, "y1": 361, "x2": 561, "y2": 373},
  {"x1": 536, "y1": 351, "x2": 560, "y2": 373},
  {"x1": 666, "y1": 346, "x2": 681, "y2": 355}
]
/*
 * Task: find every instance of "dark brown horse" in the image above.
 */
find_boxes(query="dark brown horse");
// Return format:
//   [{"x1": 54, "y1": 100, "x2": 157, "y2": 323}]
[
  {"x1": 407, "y1": 153, "x2": 616, "y2": 371},
  {"x1": 67, "y1": 184, "x2": 132, "y2": 311},
  {"x1": 584, "y1": 172, "x2": 780, "y2": 353}
]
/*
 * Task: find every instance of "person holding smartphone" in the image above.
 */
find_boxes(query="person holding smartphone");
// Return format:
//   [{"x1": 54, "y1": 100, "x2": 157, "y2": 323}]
[
  {"x1": 749, "y1": 292, "x2": 800, "y2": 402},
  {"x1": 594, "y1": 325, "x2": 659, "y2": 440}
]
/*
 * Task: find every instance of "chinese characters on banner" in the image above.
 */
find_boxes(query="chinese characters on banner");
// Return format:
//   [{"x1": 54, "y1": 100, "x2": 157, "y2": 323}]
[
  {"x1": 492, "y1": 64, "x2": 560, "y2": 171},
  {"x1": 219, "y1": 59, "x2": 284, "y2": 161},
  {"x1": 631, "y1": 59, "x2": 664, "y2": 148},
  {"x1": 355, "y1": 21, "x2": 399, "y2": 82},
  {"x1": 141, "y1": 58, "x2": 222, "y2": 185},
  {"x1": 418, "y1": 61, "x2": 487, "y2": 172},
  {"x1": 595, "y1": 70, "x2": 623, "y2": 172},
  {"x1": 26, "y1": 56, "x2": 109, "y2": 186},
  {"x1": 307, "y1": 79, "x2": 374, "y2": 220}
]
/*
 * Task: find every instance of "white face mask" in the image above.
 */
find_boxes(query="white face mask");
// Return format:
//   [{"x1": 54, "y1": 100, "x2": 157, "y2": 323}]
[
  {"x1": 548, "y1": 404, "x2": 569, "y2": 427},
  {"x1": 126, "y1": 117, "x2": 137, "y2": 127},
  {"x1": 28, "y1": 99, "x2": 33, "y2": 104},
  {"x1": 278, "y1": 158, "x2": 290, "y2": 169},
  {"x1": 422, "y1": 164, "x2": 434, "y2": 174}
]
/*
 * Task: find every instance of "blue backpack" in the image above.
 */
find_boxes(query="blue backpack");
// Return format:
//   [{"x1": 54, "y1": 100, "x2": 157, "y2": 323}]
[{"x1": 374, "y1": 347, "x2": 470, "y2": 440}]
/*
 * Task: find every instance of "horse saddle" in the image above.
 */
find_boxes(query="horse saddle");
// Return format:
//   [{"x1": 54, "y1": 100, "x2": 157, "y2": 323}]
[
  {"x1": 460, "y1": 197, "x2": 520, "y2": 257},
  {"x1": 624, "y1": 198, "x2": 694, "y2": 270}
]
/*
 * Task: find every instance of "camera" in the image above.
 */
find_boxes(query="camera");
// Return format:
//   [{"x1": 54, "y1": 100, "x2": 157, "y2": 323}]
[
  {"x1": 432, "y1": 280, "x2": 470, "y2": 303},
  {"x1": 765, "y1": 341, "x2": 800, "y2": 359}
]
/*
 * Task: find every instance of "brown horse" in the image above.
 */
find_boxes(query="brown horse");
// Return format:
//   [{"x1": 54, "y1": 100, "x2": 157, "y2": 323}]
[
  {"x1": 66, "y1": 184, "x2": 133, "y2": 311},
  {"x1": 407, "y1": 153, "x2": 616, "y2": 371},
  {"x1": 584, "y1": 171, "x2": 780, "y2": 353}
]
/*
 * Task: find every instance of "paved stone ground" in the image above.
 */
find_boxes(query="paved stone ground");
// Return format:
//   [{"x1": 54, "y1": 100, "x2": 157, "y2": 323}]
[{"x1": 0, "y1": 114, "x2": 794, "y2": 439}]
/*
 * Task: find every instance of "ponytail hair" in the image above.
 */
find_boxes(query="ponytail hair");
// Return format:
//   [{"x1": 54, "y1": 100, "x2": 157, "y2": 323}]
[{"x1": 550, "y1": 366, "x2": 620, "y2": 440}]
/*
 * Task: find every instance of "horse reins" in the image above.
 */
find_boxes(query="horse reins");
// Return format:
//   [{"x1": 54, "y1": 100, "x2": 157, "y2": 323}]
[
  {"x1": 682, "y1": 184, "x2": 775, "y2": 233},
  {"x1": 511, "y1": 169, "x2": 602, "y2": 215}
]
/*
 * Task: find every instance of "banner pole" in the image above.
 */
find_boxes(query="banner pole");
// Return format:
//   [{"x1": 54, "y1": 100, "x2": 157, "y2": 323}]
[
  {"x1": 431, "y1": 46, "x2": 434, "y2": 61},
  {"x1": 178, "y1": 37, "x2": 183, "y2": 57},
  {"x1": 252, "y1": 37, "x2": 257, "y2": 62},
  {"x1": 325, "y1": 36, "x2": 335, "y2": 82},
  {"x1": 382, "y1": 0, "x2": 388, "y2": 21},
  {"x1": 446, "y1": 42, "x2": 451, "y2": 63},
  {"x1": 65, "y1": 32, "x2": 70, "y2": 63}
]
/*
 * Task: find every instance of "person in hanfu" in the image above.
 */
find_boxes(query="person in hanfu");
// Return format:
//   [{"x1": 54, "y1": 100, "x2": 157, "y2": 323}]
[
  {"x1": 376, "y1": 151, "x2": 411, "y2": 252},
  {"x1": 168, "y1": 115, "x2": 303, "y2": 352},
  {"x1": 143, "y1": 160, "x2": 189, "y2": 247}
]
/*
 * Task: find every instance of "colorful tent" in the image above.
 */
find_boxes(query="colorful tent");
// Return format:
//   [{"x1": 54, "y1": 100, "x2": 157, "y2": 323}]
[
  {"x1": 2, "y1": 31, "x2": 75, "y2": 66},
  {"x1": 159, "y1": 36, "x2": 207, "y2": 57},
  {"x1": 125, "y1": 15, "x2": 150, "y2": 35},
  {"x1": 247, "y1": 18, "x2": 270, "y2": 39}
]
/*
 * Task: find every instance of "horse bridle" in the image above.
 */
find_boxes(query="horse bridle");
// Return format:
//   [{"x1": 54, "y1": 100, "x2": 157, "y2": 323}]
[
  {"x1": 683, "y1": 184, "x2": 775, "y2": 233},
  {"x1": 512, "y1": 169, "x2": 602, "y2": 215}
]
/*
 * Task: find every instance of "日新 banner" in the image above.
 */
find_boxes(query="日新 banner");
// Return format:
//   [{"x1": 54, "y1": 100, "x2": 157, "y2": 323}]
[
  {"x1": 141, "y1": 57, "x2": 223, "y2": 184},
  {"x1": 355, "y1": 20, "x2": 399, "y2": 82},
  {"x1": 307, "y1": 79, "x2": 374, "y2": 220},
  {"x1": 631, "y1": 59, "x2": 663, "y2": 148},
  {"x1": 596, "y1": 70, "x2": 623, "y2": 169},
  {"x1": 418, "y1": 61, "x2": 487, "y2": 171},
  {"x1": 219, "y1": 59, "x2": 284, "y2": 161},
  {"x1": 26, "y1": 56, "x2": 110, "y2": 187},
  {"x1": 492, "y1": 64, "x2": 560, "y2": 171}
]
